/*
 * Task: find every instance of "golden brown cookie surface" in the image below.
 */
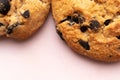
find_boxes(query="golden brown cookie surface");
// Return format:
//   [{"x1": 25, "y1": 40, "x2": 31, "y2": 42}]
[
  {"x1": 52, "y1": 0, "x2": 120, "y2": 62},
  {"x1": 0, "y1": 0, "x2": 50, "y2": 40}
]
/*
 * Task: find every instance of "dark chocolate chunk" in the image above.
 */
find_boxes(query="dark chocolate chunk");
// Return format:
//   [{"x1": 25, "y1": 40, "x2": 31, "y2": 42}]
[
  {"x1": 78, "y1": 40, "x2": 90, "y2": 50},
  {"x1": 21, "y1": 10, "x2": 30, "y2": 18},
  {"x1": 80, "y1": 25, "x2": 88, "y2": 32},
  {"x1": 104, "y1": 19, "x2": 112, "y2": 26},
  {"x1": 0, "y1": 0, "x2": 11, "y2": 15},
  {"x1": 117, "y1": 36, "x2": 120, "y2": 39},
  {"x1": 89, "y1": 20, "x2": 100, "y2": 30},
  {"x1": 56, "y1": 29, "x2": 65, "y2": 40},
  {"x1": 7, "y1": 22, "x2": 23, "y2": 34}
]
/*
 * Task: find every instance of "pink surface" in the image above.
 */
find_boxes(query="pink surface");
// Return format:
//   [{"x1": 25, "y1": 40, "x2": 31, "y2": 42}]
[{"x1": 0, "y1": 13, "x2": 120, "y2": 80}]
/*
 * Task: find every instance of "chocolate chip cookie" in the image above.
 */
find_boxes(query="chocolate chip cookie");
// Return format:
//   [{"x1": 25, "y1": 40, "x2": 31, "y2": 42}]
[
  {"x1": 0, "y1": 0, "x2": 50, "y2": 40},
  {"x1": 52, "y1": 0, "x2": 120, "y2": 62}
]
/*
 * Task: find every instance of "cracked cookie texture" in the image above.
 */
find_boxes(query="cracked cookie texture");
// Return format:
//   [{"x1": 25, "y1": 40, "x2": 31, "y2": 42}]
[
  {"x1": 52, "y1": 0, "x2": 120, "y2": 62},
  {"x1": 0, "y1": 0, "x2": 50, "y2": 40}
]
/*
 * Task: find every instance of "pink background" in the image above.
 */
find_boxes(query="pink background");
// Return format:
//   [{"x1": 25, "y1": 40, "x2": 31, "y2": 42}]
[{"x1": 0, "y1": 13, "x2": 120, "y2": 80}]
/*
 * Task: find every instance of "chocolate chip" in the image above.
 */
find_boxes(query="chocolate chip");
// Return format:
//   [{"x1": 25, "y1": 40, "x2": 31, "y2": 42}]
[
  {"x1": 60, "y1": 13, "x2": 85, "y2": 24},
  {"x1": 7, "y1": 22, "x2": 23, "y2": 34},
  {"x1": 7, "y1": 26, "x2": 13, "y2": 34},
  {"x1": 21, "y1": 10, "x2": 30, "y2": 18},
  {"x1": 60, "y1": 16, "x2": 71, "y2": 23},
  {"x1": 56, "y1": 29, "x2": 65, "y2": 40},
  {"x1": 72, "y1": 14, "x2": 85, "y2": 24},
  {"x1": 118, "y1": 47, "x2": 120, "y2": 50},
  {"x1": 104, "y1": 19, "x2": 112, "y2": 26},
  {"x1": 78, "y1": 40, "x2": 90, "y2": 50},
  {"x1": 117, "y1": 36, "x2": 120, "y2": 39},
  {"x1": 60, "y1": 18, "x2": 68, "y2": 23},
  {"x1": 89, "y1": 20, "x2": 100, "y2": 30},
  {"x1": 72, "y1": 15, "x2": 79, "y2": 24},
  {"x1": 60, "y1": 16, "x2": 75, "y2": 26},
  {"x1": 80, "y1": 25, "x2": 88, "y2": 32},
  {"x1": 0, "y1": 0, "x2": 11, "y2": 15},
  {"x1": 74, "y1": 16, "x2": 85, "y2": 24},
  {"x1": 116, "y1": 11, "x2": 120, "y2": 15},
  {"x1": 78, "y1": 16, "x2": 85, "y2": 24},
  {"x1": 0, "y1": 23, "x2": 4, "y2": 26},
  {"x1": 109, "y1": 55, "x2": 112, "y2": 58}
]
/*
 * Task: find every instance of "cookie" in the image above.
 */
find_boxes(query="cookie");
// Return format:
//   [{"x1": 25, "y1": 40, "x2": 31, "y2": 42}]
[
  {"x1": 52, "y1": 0, "x2": 120, "y2": 62},
  {"x1": 0, "y1": 0, "x2": 50, "y2": 40}
]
